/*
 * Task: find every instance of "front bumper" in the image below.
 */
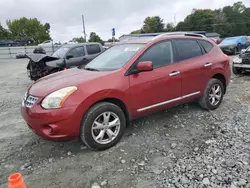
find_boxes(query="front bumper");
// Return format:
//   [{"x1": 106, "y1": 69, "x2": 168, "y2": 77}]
[
  {"x1": 21, "y1": 103, "x2": 80, "y2": 140},
  {"x1": 233, "y1": 64, "x2": 250, "y2": 68}
]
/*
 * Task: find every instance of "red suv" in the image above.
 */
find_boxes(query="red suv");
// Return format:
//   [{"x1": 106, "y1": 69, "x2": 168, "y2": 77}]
[{"x1": 21, "y1": 36, "x2": 231, "y2": 150}]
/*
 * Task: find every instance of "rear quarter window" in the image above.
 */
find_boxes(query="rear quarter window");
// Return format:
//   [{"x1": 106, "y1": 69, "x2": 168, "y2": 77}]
[
  {"x1": 86, "y1": 44, "x2": 101, "y2": 55},
  {"x1": 198, "y1": 40, "x2": 214, "y2": 53},
  {"x1": 175, "y1": 39, "x2": 203, "y2": 61}
]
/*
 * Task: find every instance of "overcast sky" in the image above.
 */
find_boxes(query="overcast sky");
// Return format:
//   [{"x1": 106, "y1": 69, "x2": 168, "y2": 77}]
[{"x1": 0, "y1": 0, "x2": 249, "y2": 42}]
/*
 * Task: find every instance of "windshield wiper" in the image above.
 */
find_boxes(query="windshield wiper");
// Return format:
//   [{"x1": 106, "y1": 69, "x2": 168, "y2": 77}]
[{"x1": 84, "y1": 67, "x2": 100, "y2": 71}]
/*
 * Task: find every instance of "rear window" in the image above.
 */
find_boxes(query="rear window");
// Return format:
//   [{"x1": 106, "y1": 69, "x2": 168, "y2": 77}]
[
  {"x1": 199, "y1": 40, "x2": 214, "y2": 53},
  {"x1": 175, "y1": 39, "x2": 203, "y2": 61},
  {"x1": 86, "y1": 44, "x2": 101, "y2": 55}
]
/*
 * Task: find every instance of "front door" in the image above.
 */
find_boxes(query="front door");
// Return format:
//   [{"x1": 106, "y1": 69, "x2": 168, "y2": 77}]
[
  {"x1": 128, "y1": 40, "x2": 182, "y2": 116},
  {"x1": 66, "y1": 46, "x2": 85, "y2": 67}
]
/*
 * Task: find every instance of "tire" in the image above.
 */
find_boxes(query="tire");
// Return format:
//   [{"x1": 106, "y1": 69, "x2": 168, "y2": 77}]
[
  {"x1": 80, "y1": 102, "x2": 126, "y2": 150},
  {"x1": 232, "y1": 66, "x2": 241, "y2": 75},
  {"x1": 198, "y1": 78, "x2": 224, "y2": 110}
]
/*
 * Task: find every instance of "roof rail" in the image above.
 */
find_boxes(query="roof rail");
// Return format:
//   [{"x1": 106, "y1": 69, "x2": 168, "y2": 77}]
[{"x1": 152, "y1": 32, "x2": 207, "y2": 40}]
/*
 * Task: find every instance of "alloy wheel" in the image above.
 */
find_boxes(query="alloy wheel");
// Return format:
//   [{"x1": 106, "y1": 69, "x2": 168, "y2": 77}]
[
  {"x1": 209, "y1": 84, "x2": 222, "y2": 106},
  {"x1": 91, "y1": 112, "x2": 121, "y2": 145}
]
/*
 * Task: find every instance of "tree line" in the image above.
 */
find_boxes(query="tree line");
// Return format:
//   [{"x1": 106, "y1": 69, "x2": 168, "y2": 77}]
[
  {"x1": 1, "y1": 1, "x2": 249, "y2": 44},
  {"x1": 0, "y1": 17, "x2": 51, "y2": 43},
  {"x1": 131, "y1": 1, "x2": 250, "y2": 38}
]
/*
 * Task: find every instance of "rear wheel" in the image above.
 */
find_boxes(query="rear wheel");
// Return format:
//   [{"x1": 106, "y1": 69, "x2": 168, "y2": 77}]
[
  {"x1": 80, "y1": 102, "x2": 126, "y2": 150},
  {"x1": 199, "y1": 78, "x2": 224, "y2": 110}
]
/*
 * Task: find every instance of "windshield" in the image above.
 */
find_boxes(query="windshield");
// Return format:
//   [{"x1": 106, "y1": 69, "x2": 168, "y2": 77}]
[
  {"x1": 52, "y1": 47, "x2": 70, "y2": 58},
  {"x1": 246, "y1": 46, "x2": 250, "y2": 52},
  {"x1": 221, "y1": 37, "x2": 242, "y2": 44},
  {"x1": 84, "y1": 44, "x2": 145, "y2": 71}
]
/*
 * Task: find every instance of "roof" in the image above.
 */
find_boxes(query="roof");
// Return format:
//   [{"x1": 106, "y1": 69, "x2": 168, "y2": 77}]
[
  {"x1": 206, "y1": 32, "x2": 220, "y2": 37},
  {"x1": 61, "y1": 42, "x2": 101, "y2": 48},
  {"x1": 119, "y1": 31, "x2": 207, "y2": 39},
  {"x1": 113, "y1": 35, "x2": 210, "y2": 46},
  {"x1": 118, "y1": 32, "x2": 206, "y2": 44}
]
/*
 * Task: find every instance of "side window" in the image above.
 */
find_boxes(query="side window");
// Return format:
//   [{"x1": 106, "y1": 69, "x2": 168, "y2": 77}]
[
  {"x1": 68, "y1": 46, "x2": 85, "y2": 58},
  {"x1": 175, "y1": 39, "x2": 203, "y2": 61},
  {"x1": 199, "y1": 40, "x2": 214, "y2": 53},
  {"x1": 86, "y1": 44, "x2": 101, "y2": 55},
  {"x1": 138, "y1": 41, "x2": 173, "y2": 68}
]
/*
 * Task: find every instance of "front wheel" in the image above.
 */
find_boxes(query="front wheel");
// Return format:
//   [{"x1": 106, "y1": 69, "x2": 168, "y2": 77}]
[
  {"x1": 80, "y1": 102, "x2": 126, "y2": 150},
  {"x1": 198, "y1": 79, "x2": 224, "y2": 110}
]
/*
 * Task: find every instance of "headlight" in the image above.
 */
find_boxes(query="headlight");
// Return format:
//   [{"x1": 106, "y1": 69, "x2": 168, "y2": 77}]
[
  {"x1": 233, "y1": 56, "x2": 242, "y2": 64},
  {"x1": 41, "y1": 86, "x2": 77, "y2": 109}
]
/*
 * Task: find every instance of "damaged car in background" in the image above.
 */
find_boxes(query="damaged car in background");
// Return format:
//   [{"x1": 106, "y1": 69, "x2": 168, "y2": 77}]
[
  {"x1": 232, "y1": 46, "x2": 250, "y2": 74},
  {"x1": 219, "y1": 36, "x2": 250, "y2": 55},
  {"x1": 26, "y1": 43, "x2": 104, "y2": 81}
]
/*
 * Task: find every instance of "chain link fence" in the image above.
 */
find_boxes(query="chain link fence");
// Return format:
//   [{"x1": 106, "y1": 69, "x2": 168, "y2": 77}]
[{"x1": 0, "y1": 44, "x2": 61, "y2": 59}]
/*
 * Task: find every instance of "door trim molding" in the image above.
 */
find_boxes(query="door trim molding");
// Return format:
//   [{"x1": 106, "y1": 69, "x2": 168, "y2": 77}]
[{"x1": 137, "y1": 91, "x2": 200, "y2": 112}]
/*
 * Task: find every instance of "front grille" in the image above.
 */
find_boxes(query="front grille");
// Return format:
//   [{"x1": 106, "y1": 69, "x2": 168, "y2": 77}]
[
  {"x1": 242, "y1": 59, "x2": 250, "y2": 64},
  {"x1": 22, "y1": 93, "x2": 38, "y2": 108}
]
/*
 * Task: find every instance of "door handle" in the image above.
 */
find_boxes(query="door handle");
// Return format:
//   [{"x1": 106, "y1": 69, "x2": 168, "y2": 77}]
[
  {"x1": 169, "y1": 71, "x2": 180, "y2": 77},
  {"x1": 204, "y1": 62, "x2": 212, "y2": 67}
]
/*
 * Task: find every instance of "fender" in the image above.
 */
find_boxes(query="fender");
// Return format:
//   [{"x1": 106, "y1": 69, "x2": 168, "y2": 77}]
[{"x1": 70, "y1": 89, "x2": 131, "y2": 130}]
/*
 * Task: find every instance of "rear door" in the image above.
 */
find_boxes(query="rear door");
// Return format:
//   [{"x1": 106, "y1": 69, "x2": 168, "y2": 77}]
[
  {"x1": 85, "y1": 44, "x2": 102, "y2": 63},
  {"x1": 174, "y1": 39, "x2": 211, "y2": 100},
  {"x1": 66, "y1": 46, "x2": 85, "y2": 67}
]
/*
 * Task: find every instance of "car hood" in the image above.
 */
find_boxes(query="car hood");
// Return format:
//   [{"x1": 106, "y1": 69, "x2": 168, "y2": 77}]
[
  {"x1": 29, "y1": 68, "x2": 111, "y2": 97},
  {"x1": 219, "y1": 43, "x2": 236, "y2": 48},
  {"x1": 26, "y1": 53, "x2": 59, "y2": 63}
]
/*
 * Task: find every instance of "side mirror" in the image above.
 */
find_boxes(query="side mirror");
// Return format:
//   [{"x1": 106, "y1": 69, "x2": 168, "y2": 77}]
[
  {"x1": 136, "y1": 61, "x2": 153, "y2": 72},
  {"x1": 66, "y1": 55, "x2": 74, "y2": 59}
]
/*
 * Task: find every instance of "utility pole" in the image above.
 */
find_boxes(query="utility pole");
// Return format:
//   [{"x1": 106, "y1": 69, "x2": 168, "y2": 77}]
[
  {"x1": 174, "y1": 14, "x2": 177, "y2": 31},
  {"x1": 82, "y1": 15, "x2": 87, "y2": 42}
]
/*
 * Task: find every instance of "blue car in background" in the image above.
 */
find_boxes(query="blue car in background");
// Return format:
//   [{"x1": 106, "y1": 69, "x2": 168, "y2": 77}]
[
  {"x1": 0, "y1": 41, "x2": 13, "y2": 47},
  {"x1": 219, "y1": 36, "x2": 250, "y2": 55}
]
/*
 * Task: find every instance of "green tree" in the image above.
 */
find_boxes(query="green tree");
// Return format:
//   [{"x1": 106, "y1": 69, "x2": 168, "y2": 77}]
[
  {"x1": 165, "y1": 22, "x2": 175, "y2": 32},
  {"x1": 6, "y1": 17, "x2": 51, "y2": 43},
  {"x1": 181, "y1": 9, "x2": 216, "y2": 32},
  {"x1": 72, "y1": 36, "x2": 86, "y2": 43},
  {"x1": 175, "y1": 21, "x2": 190, "y2": 31},
  {"x1": 88, "y1": 32, "x2": 104, "y2": 45},
  {"x1": 130, "y1": 29, "x2": 142, "y2": 34},
  {"x1": 107, "y1": 38, "x2": 119, "y2": 42},
  {"x1": 0, "y1": 24, "x2": 11, "y2": 40},
  {"x1": 142, "y1": 16, "x2": 165, "y2": 33},
  {"x1": 222, "y1": 2, "x2": 247, "y2": 36},
  {"x1": 130, "y1": 2, "x2": 250, "y2": 38}
]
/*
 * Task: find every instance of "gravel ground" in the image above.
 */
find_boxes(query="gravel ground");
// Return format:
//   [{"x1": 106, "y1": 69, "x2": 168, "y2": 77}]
[{"x1": 0, "y1": 58, "x2": 250, "y2": 188}]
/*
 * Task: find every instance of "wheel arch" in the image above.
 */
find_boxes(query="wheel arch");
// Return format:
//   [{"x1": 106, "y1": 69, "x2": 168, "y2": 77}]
[
  {"x1": 93, "y1": 98, "x2": 131, "y2": 127},
  {"x1": 212, "y1": 73, "x2": 226, "y2": 94}
]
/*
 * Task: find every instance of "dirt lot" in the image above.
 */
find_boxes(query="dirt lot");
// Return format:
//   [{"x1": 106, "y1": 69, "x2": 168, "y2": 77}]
[{"x1": 0, "y1": 58, "x2": 250, "y2": 188}]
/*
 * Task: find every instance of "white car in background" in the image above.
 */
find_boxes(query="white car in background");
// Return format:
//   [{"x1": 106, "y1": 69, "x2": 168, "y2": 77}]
[{"x1": 38, "y1": 40, "x2": 53, "y2": 48}]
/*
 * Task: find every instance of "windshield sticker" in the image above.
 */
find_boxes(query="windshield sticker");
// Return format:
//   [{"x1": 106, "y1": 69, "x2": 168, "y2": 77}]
[{"x1": 124, "y1": 47, "x2": 140, "y2": 52}]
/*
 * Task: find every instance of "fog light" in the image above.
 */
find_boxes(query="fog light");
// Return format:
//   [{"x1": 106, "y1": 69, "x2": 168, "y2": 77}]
[{"x1": 48, "y1": 127, "x2": 53, "y2": 134}]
